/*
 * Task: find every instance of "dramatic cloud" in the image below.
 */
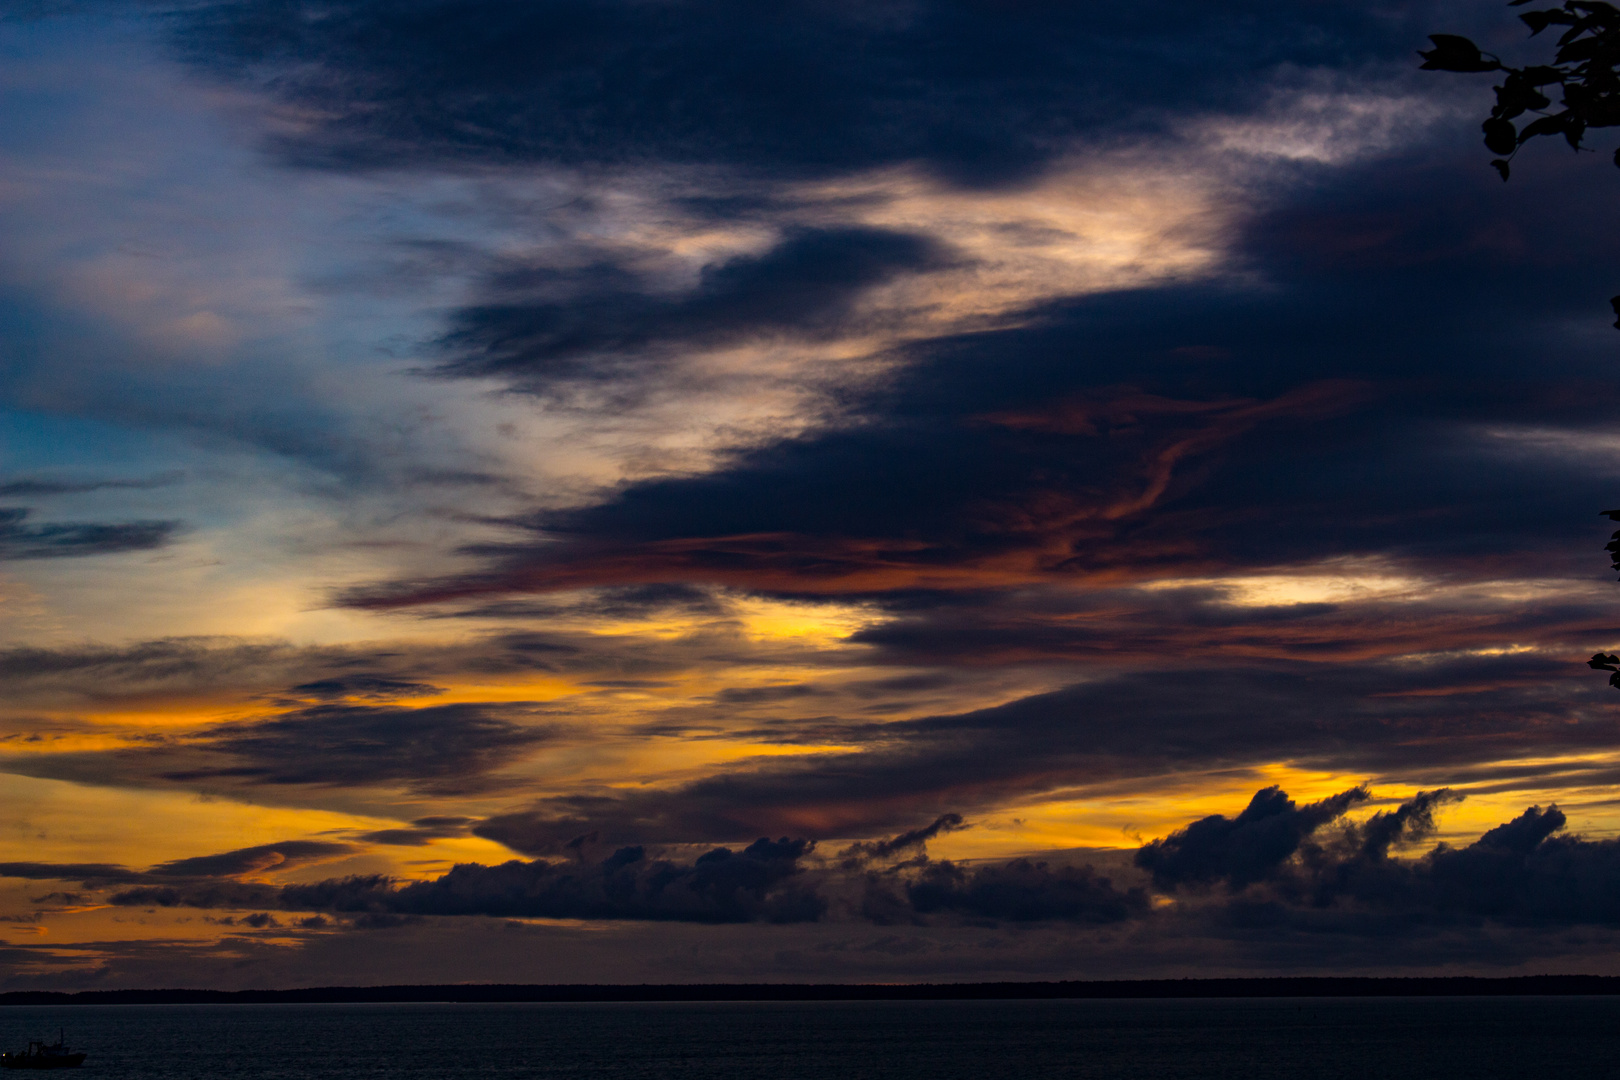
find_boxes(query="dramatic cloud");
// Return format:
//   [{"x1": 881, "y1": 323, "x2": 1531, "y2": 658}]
[
  {"x1": 22, "y1": 791, "x2": 1620, "y2": 942},
  {"x1": 177, "y1": 0, "x2": 1431, "y2": 184},
  {"x1": 339, "y1": 159, "x2": 1620, "y2": 607},
  {"x1": 1136, "y1": 785, "x2": 1373, "y2": 892},
  {"x1": 1265, "y1": 796, "x2": 1620, "y2": 927},
  {"x1": 1128, "y1": 788, "x2": 1620, "y2": 932},
  {"x1": 474, "y1": 653, "x2": 1620, "y2": 850},
  {"x1": 440, "y1": 226, "x2": 951, "y2": 394},
  {"x1": 8, "y1": 0, "x2": 1620, "y2": 986},
  {"x1": 0, "y1": 823, "x2": 1150, "y2": 928}
]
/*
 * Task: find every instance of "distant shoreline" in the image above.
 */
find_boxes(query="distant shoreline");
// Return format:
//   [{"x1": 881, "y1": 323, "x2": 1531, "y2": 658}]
[{"x1": 4, "y1": 976, "x2": 1620, "y2": 1005}]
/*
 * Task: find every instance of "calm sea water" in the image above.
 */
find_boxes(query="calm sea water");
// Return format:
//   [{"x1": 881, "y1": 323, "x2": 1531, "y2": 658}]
[{"x1": 3, "y1": 997, "x2": 1617, "y2": 1079}]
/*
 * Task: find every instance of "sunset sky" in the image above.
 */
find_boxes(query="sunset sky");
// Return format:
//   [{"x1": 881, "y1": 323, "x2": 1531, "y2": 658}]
[{"x1": 5, "y1": 0, "x2": 1620, "y2": 989}]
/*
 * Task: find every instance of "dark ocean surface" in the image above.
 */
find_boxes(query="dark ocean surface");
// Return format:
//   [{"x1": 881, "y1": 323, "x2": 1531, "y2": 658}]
[{"x1": 2, "y1": 997, "x2": 1617, "y2": 1079}]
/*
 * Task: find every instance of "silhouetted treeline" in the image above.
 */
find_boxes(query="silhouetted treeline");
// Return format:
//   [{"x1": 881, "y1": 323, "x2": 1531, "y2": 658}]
[{"x1": 4, "y1": 976, "x2": 1620, "y2": 1006}]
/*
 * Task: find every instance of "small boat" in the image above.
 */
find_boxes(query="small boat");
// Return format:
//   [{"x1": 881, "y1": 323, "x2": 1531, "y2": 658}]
[{"x1": 1, "y1": 1032, "x2": 85, "y2": 1070}]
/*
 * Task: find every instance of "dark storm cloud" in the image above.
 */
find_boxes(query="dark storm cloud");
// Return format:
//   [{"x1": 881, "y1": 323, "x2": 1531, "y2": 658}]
[
  {"x1": 92, "y1": 824, "x2": 1139, "y2": 928},
  {"x1": 0, "y1": 507, "x2": 178, "y2": 560},
  {"x1": 1136, "y1": 786, "x2": 1372, "y2": 891},
  {"x1": 845, "y1": 577, "x2": 1617, "y2": 669},
  {"x1": 345, "y1": 287, "x2": 1619, "y2": 613},
  {"x1": 1414, "y1": 807, "x2": 1620, "y2": 925},
  {"x1": 156, "y1": 0, "x2": 1582, "y2": 622},
  {"x1": 440, "y1": 227, "x2": 951, "y2": 392},
  {"x1": 158, "y1": 702, "x2": 554, "y2": 795},
  {"x1": 175, "y1": 0, "x2": 1433, "y2": 186},
  {"x1": 471, "y1": 652, "x2": 1620, "y2": 851},
  {"x1": 1162, "y1": 788, "x2": 1620, "y2": 931},
  {"x1": 341, "y1": 376, "x2": 1380, "y2": 606},
  {"x1": 868, "y1": 792, "x2": 1620, "y2": 932},
  {"x1": 18, "y1": 795, "x2": 1620, "y2": 937},
  {"x1": 327, "y1": 108, "x2": 1620, "y2": 609}
]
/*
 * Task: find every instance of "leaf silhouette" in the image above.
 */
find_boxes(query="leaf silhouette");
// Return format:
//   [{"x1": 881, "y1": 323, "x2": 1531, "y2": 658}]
[
  {"x1": 1418, "y1": 34, "x2": 1502, "y2": 71},
  {"x1": 1483, "y1": 117, "x2": 1521, "y2": 152},
  {"x1": 1425, "y1": 0, "x2": 1620, "y2": 286}
]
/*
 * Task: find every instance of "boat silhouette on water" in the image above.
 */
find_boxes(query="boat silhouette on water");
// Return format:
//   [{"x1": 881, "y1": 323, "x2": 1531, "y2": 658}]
[{"x1": 1, "y1": 1033, "x2": 85, "y2": 1069}]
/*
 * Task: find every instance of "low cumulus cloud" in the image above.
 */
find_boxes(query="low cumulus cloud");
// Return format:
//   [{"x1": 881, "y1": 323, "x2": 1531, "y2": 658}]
[
  {"x1": 104, "y1": 838, "x2": 828, "y2": 925},
  {"x1": 899, "y1": 860, "x2": 1147, "y2": 924},
  {"x1": 11, "y1": 793, "x2": 1620, "y2": 938},
  {"x1": 1277, "y1": 798, "x2": 1620, "y2": 927},
  {"x1": 1136, "y1": 785, "x2": 1373, "y2": 891}
]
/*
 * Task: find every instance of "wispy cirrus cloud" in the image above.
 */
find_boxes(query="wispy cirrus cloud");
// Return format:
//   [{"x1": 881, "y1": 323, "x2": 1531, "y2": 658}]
[
  {"x1": 8, "y1": 701, "x2": 555, "y2": 798},
  {"x1": 0, "y1": 507, "x2": 179, "y2": 560}
]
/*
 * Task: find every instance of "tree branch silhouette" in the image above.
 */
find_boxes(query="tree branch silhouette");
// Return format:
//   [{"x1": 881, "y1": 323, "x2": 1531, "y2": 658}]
[
  {"x1": 1425, "y1": 5, "x2": 1620, "y2": 689},
  {"x1": 1421, "y1": 1, "x2": 1620, "y2": 326}
]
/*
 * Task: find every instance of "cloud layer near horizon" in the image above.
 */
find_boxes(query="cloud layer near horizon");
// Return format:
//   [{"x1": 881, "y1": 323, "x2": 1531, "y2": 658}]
[{"x1": 9, "y1": 786, "x2": 1620, "y2": 988}]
